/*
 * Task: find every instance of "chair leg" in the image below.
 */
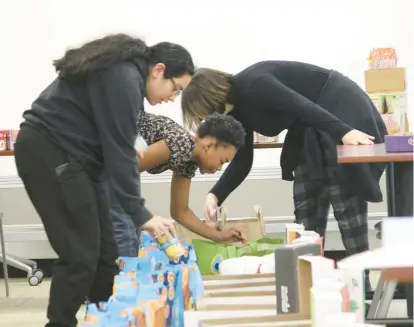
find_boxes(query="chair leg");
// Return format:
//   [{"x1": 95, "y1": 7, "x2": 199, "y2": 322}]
[{"x1": 0, "y1": 213, "x2": 10, "y2": 297}]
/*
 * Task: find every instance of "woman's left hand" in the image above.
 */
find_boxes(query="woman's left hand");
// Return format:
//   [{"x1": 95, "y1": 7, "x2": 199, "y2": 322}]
[
  {"x1": 342, "y1": 129, "x2": 375, "y2": 145},
  {"x1": 216, "y1": 227, "x2": 247, "y2": 243}
]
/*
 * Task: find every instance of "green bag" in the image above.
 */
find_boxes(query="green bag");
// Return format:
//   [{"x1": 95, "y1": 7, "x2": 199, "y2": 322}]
[{"x1": 192, "y1": 237, "x2": 284, "y2": 276}]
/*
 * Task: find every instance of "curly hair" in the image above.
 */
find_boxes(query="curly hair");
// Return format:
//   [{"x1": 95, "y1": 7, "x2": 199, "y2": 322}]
[
  {"x1": 196, "y1": 113, "x2": 245, "y2": 149},
  {"x1": 53, "y1": 33, "x2": 195, "y2": 79}
]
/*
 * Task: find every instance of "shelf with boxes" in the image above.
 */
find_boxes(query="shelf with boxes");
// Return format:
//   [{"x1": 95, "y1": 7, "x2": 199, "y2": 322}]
[
  {"x1": 0, "y1": 130, "x2": 284, "y2": 156},
  {"x1": 365, "y1": 48, "x2": 410, "y2": 136},
  {"x1": 253, "y1": 132, "x2": 283, "y2": 149},
  {"x1": 0, "y1": 130, "x2": 19, "y2": 154}
]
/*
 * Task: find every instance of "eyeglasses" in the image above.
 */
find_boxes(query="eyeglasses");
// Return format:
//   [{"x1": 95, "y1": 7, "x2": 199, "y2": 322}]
[{"x1": 170, "y1": 79, "x2": 182, "y2": 97}]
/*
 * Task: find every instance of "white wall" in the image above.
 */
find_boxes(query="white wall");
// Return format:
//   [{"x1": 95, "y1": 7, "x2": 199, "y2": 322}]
[{"x1": 0, "y1": 0, "x2": 413, "y2": 176}]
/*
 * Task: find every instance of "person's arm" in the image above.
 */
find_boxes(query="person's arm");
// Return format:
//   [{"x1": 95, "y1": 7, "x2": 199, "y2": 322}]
[
  {"x1": 210, "y1": 128, "x2": 254, "y2": 205},
  {"x1": 138, "y1": 140, "x2": 171, "y2": 173},
  {"x1": 87, "y1": 62, "x2": 152, "y2": 227},
  {"x1": 170, "y1": 173, "x2": 222, "y2": 241},
  {"x1": 249, "y1": 74, "x2": 353, "y2": 142}
]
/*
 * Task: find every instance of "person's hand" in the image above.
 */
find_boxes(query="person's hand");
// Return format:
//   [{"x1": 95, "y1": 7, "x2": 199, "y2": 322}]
[
  {"x1": 342, "y1": 130, "x2": 375, "y2": 145},
  {"x1": 204, "y1": 193, "x2": 218, "y2": 222},
  {"x1": 141, "y1": 216, "x2": 177, "y2": 238},
  {"x1": 215, "y1": 227, "x2": 247, "y2": 244}
]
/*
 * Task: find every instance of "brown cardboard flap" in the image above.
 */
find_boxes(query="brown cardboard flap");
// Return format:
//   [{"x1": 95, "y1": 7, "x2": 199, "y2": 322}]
[
  {"x1": 204, "y1": 280, "x2": 275, "y2": 291},
  {"x1": 297, "y1": 260, "x2": 312, "y2": 317},
  {"x1": 175, "y1": 205, "x2": 266, "y2": 242},
  {"x1": 204, "y1": 290, "x2": 276, "y2": 298},
  {"x1": 199, "y1": 314, "x2": 310, "y2": 327},
  {"x1": 203, "y1": 273, "x2": 274, "y2": 281},
  {"x1": 197, "y1": 304, "x2": 277, "y2": 311}
]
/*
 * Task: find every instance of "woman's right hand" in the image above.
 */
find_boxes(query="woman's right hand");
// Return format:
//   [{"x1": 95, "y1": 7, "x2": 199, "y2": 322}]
[
  {"x1": 204, "y1": 193, "x2": 218, "y2": 222},
  {"x1": 342, "y1": 129, "x2": 375, "y2": 145},
  {"x1": 141, "y1": 215, "x2": 177, "y2": 238}
]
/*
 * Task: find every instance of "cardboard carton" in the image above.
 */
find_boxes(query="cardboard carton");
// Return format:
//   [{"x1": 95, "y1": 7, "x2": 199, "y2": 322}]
[
  {"x1": 275, "y1": 244, "x2": 322, "y2": 314},
  {"x1": 364, "y1": 68, "x2": 406, "y2": 93},
  {"x1": 198, "y1": 314, "x2": 310, "y2": 327},
  {"x1": 369, "y1": 92, "x2": 407, "y2": 115},
  {"x1": 175, "y1": 206, "x2": 266, "y2": 243}
]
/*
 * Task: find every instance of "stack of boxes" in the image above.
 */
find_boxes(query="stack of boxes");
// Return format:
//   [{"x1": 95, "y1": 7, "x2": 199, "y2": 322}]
[
  {"x1": 364, "y1": 47, "x2": 409, "y2": 134},
  {"x1": 0, "y1": 130, "x2": 19, "y2": 152},
  {"x1": 253, "y1": 132, "x2": 278, "y2": 144}
]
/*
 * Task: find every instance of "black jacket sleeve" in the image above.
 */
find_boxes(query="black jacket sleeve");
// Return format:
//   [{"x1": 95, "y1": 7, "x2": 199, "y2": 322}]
[
  {"x1": 249, "y1": 74, "x2": 353, "y2": 141},
  {"x1": 87, "y1": 62, "x2": 152, "y2": 227},
  {"x1": 210, "y1": 127, "x2": 254, "y2": 205}
]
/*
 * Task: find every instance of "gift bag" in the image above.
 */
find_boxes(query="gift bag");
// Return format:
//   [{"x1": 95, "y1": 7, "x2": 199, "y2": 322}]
[{"x1": 192, "y1": 237, "x2": 284, "y2": 275}]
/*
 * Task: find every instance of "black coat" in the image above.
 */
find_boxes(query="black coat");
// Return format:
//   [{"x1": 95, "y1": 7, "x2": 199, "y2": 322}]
[
  {"x1": 210, "y1": 61, "x2": 387, "y2": 204},
  {"x1": 21, "y1": 38, "x2": 152, "y2": 226}
]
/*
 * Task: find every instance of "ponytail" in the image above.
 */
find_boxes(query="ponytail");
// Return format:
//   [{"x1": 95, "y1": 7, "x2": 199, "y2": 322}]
[{"x1": 54, "y1": 34, "x2": 149, "y2": 78}]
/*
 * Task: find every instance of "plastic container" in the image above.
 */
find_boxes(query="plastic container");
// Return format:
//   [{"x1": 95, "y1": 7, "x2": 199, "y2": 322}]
[{"x1": 157, "y1": 234, "x2": 185, "y2": 261}]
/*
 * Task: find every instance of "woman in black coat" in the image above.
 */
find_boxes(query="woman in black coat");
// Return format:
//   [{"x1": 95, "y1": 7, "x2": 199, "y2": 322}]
[
  {"x1": 181, "y1": 61, "x2": 387, "y2": 279},
  {"x1": 14, "y1": 34, "x2": 195, "y2": 327}
]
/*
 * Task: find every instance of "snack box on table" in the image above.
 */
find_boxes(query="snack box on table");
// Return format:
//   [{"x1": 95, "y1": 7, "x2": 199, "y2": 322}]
[{"x1": 384, "y1": 134, "x2": 414, "y2": 152}]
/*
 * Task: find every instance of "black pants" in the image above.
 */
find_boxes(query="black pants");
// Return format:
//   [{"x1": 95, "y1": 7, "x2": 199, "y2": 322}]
[{"x1": 14, "y1": 126, "x2": 119, "y2": 327}]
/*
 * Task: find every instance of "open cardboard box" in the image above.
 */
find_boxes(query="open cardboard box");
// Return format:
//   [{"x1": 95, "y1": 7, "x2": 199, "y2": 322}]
[
  {"x1": 198, "y1": 271, "x2": 276, "y2": 311},
  {"x1": 175, "y1": 205, "x2": 266, "y2": 242},
  {"x1": 203, "y1": 273, "x2": 275, "y2": 291},
  {"x1": 198, "y1": 314, "x2": 310, "y2": 327},
  {"x1": 195, "y1": 256, "x2": 335, "y2": 327}
]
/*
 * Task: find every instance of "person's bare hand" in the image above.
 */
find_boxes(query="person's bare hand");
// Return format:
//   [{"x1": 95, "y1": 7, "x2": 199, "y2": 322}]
[
  {"x1": 215, "y1": 227, "x2": 247, "y2": 244},
  {"x1": 204, "y1": 193, "x2": 218, "y2": 222},
  {"x1": 141, "y1": 216, "x2": 177, "y2": 238},
  {"x1": 342, "y1": 130, "x2": 375, "y2": 145}
]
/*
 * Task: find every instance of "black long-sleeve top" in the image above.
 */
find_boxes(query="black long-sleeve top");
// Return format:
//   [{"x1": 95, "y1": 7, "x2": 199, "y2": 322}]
[
  {"x1": 21, "y1": 58, "x2": 152, "y2": 227},
  {"x1": 211, "y1": 60, "x2": 385, "y2": 204}
]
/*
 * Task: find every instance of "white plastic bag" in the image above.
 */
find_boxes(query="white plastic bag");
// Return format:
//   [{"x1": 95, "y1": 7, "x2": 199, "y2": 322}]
[{"x1": 134, "y1": 135, "x2": 148, "y2": 152}]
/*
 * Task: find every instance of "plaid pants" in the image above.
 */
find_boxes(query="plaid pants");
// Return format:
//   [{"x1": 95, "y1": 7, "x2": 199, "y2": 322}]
[{"x1": 293, "y1": 160, "x2": 369, "y2": 256}]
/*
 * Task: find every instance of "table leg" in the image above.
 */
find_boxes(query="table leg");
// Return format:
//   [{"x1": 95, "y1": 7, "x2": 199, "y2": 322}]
[{"x1": 386, "y1": 162, "x2": 396, "y2": 217}]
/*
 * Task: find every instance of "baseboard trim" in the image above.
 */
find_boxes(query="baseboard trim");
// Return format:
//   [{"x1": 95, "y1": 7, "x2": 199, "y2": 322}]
[
  {"x1": 0, "y1": 167, "x2": 282, "y2": 188},
  {"x1": 2, "y1": 212, "x2": 386, "y2": 243}
]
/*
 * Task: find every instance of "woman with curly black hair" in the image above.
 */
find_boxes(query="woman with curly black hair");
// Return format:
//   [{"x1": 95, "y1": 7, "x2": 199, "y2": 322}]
[
  {"x1": 14, "y1": 34, "x2": 194, "y2": 327},
  {"x1": 111, "y1": 113, "x2": 247, "y2": 257}
]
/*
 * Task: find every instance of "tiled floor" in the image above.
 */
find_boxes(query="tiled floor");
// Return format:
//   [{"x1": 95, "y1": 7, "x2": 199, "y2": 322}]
[{"x1": 0, "y1": 272, "x2": 409, "y2": 327}]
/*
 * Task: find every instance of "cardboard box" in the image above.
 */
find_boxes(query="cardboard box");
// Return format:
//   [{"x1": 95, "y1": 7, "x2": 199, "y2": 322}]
[
  {"x1": 195, "y1": 255, "x2": 340, "y2": 327},
  {"x1": 198, "y1": 314, "x2": 310, "y2": 327},
  {"x1": 203, "y1": 273, "x2": 275, "y2": 292},
  {"x1": 364, "y1": 68, "x2": 406, "y2": 93},
  {"x1": 275, "y1": 244, "x2": 321, "y2": 314},
  {"x1": 175, "y1": 206, "x2": 266, "y2": 242},
  {"x1": 382, "y1": 113, "x2": 410, "y2": 135},
  {"x1": 196, "y1": 288, "x2": 276, "y2": 311},
  {"x1": 369, "y1": 92, "x2": 407, "y2": 115},
  {"x1": 185, "y1": 308, "x2": 279, "y2": 327}
]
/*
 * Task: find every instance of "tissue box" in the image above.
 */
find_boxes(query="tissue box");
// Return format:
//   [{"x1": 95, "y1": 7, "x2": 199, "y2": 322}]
[{"x1": 384, "y1": 135, "x2": 414, "y2": 152}]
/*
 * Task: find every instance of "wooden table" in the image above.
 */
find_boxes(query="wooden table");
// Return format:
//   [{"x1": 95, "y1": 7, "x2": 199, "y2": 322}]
[
  {"x1": 337, "y1": 144, "x2": 413, "y2": 164},
  {"x1": 0, "y1": 150, "x2": 14, "y2": 157},
  {"x1": 253, "y1": 142, "x2": 283, "y2": 149},
  {"x1": 337, "y1": 144, "x2": 413, "y2": 320},
  {"x1": 337, "y1": 144, "x2": 413, "y2": 216}
]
